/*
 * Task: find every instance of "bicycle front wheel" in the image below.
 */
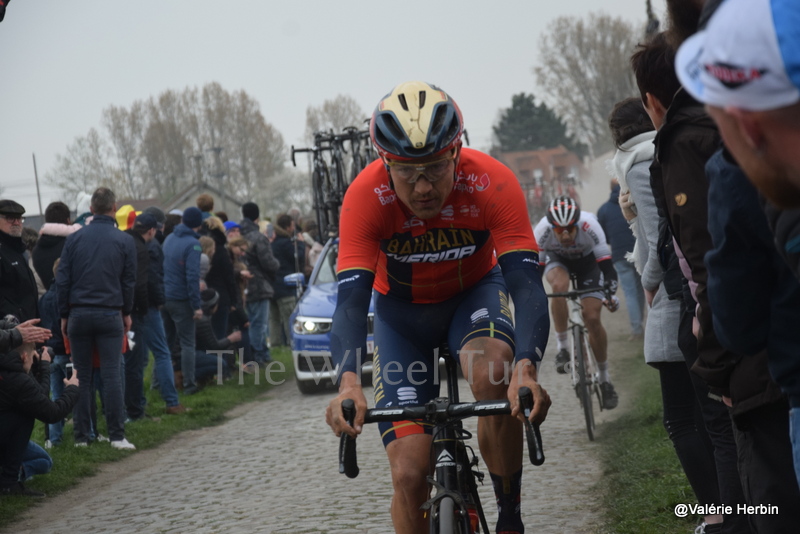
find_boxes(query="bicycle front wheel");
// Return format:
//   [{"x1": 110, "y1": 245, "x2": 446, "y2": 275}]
[
  {"x1": 436, "y1": 496, "x2": 458, "y2": 534},
  {"x1": 572, "y1": 326, "x2": 595, "y2": 441}
]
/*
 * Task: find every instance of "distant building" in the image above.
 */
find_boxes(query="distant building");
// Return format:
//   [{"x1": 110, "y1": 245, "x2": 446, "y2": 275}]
[
  {"x1": 493, "y1": 145, "x2": 587, "y2": 222},
  {"x1": 494, "y1": 145, "x2": 585, "y2": 187}
]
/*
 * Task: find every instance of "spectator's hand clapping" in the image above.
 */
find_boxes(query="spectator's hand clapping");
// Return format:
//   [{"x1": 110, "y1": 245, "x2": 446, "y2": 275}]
[
  {"x1": 15, "y1": 319, "x2": 52, "y2": 344},
  {"x1": 64, "y1": 367, "x2": 79, "y2": 388}
]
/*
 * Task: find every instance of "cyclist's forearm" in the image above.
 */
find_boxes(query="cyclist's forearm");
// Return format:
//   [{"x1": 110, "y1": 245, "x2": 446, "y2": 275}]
[
  {"x1": 597, "y1": 258, "x2": 618, "y2": 283},
  {"x1": 330, "y1": 270, "x2": 374, "y2": 377},
  {"x1": 499, "y1": 257, "x2": 550, "y2": 364},
  {"x1": 337, "y1": 371, "x2": 362, "y2": 392}
]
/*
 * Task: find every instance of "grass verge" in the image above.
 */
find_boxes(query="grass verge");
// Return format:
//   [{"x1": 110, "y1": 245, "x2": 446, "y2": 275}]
[
  {"x1": 0, "y1": 347, "x2": 292, "y2": 529},
  {"x1": 598, "y1": 347, "x2": 700, "y2": 533}
]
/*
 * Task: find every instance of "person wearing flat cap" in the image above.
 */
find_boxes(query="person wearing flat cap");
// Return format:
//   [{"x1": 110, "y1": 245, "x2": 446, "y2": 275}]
[{"x1": 0, "y1": 199, "x2": 38, "y2": 322}]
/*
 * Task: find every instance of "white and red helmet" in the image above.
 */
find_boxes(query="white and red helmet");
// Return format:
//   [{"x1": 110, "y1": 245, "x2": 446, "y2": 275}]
[{"x1": 547, "y1": 196, "x2": 581, "y2": 227}]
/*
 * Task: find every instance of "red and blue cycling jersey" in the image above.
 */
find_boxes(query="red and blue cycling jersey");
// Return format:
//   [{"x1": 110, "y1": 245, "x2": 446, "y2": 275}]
[{"x1": 331, "y1": 148, "x2": 550, "y2": 375}]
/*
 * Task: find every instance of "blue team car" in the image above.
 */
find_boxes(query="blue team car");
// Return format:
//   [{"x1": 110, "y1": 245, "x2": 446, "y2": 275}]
[{"x1": 286, "y1": 238, "x2": 375, "y2": 394}]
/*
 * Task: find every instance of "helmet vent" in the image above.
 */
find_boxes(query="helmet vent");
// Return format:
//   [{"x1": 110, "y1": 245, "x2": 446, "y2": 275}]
[
  {"x1": 418, "y1": 91, "x2": 426, "y2": 108},
  {"x1": 397, "y1": 93, "x2": 409, "y2": 111}
]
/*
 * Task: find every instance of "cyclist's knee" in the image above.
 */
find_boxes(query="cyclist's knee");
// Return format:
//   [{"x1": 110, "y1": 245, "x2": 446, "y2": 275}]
[
  {"x1": 388, "y1": 449, "x2": 430, "y2": 496},
  {"x1": 460, "y1": 339, "x2": 512, "y2": 399},
  {"x1": 582, "y1": 304, "x2": 603, "y2": 326},
  {"x1": 546, "y1": 270, "x2": 568, "y2": 292}
]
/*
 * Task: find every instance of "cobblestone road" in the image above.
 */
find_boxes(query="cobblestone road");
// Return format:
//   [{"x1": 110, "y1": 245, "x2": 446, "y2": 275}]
[
  {"x1": 5, "y1": 304, "x2": 638, "y2": 534},
  {"x1": 5, "y1": 168, "x2": 641, "y2": 534}
]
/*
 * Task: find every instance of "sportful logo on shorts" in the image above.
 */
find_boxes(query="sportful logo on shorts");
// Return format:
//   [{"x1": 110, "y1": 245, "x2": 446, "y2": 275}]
[
  {"x1": 397, "y1": 387, "x2": 418, "y2": 403},
  {"x1": 471, "y1": 308, "x2": 490, "y2": 322}
]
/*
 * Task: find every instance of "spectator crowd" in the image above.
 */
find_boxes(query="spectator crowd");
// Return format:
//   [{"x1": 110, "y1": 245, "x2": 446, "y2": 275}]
[
  {"x1": 0, "y1": 188, "x2": 316, "y2": 496},
  {"x1": 4, "y1": 2, "x2": 800, "y2": 533}
]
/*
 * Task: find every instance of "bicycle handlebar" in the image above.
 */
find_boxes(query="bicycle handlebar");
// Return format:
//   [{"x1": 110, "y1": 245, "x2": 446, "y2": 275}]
[
  {"x1": 339, "y1": 399, "x2": 359, "y2": 478},
  {"x1": 338, "y1": 389, "x2": 545, "y2": 479},
  {"x1": 545, "y1": 287, "x2": 607, "y2": 299},
  {"x1": 519, "y1": 386, "x2": 545, "y2": 466}
]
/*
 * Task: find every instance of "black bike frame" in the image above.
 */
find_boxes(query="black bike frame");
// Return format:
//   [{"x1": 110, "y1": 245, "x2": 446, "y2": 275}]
[{"x1": 339, "y1": 352, "x2": 544, "y2": 533}]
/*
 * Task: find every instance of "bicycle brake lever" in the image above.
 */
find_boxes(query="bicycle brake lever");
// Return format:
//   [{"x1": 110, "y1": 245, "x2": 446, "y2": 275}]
[
  {"x1": 339, "y1": 399, "x2": 360, "y2": 478},
  {"x1": 518, "y1": 387, "x2": 545, "y2": 466}
]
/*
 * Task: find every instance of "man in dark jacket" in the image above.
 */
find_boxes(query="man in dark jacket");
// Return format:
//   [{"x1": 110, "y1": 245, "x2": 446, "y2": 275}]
[
  {"x1": 0, "y1": 341, "x2": 79, "y2": 496},
  {"x1": 597, "y1": 181, "x2": 644, "y2": 339},
  {"x1": 703, "y1": 150, "x2": 800, "y2": 531},
  {"x1": 162, "y1": 207, "x2": 203, "y2": 394},
  {"x1": 239, "y1": 202, "x2": 279, "y2": 364},
  {"x1": 123, "y1": 213, "x2": 158, "y2": 420},
  {"x1": 139, "y1": 207, "x2": 185, "y2": 414},
  {"x1": 269, "y1": 213, "x2": 305, "y2": 347},
  {"x1": 56, "y1": 187, "x2": 137, "y2": 450},
  {"x1": 0, "y1": 199, "x2": 38, "y2": 322},
  {"x1": 31, "y1": 201, "x2": 77, "y2": 291}
]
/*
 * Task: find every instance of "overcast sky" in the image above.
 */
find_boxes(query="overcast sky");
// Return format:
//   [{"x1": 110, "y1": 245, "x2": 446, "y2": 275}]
[{"x1": 0, "y1": 0, "x2": 663, "y2": 215}]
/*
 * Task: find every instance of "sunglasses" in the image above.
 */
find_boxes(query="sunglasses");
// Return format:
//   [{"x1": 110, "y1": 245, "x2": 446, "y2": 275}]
[
  {"x1": 385, "y1": 150, "x2": 456, "y2": 184},
  {"x1": 552, "y1": 224, "x2": 576, "y2": 234}
]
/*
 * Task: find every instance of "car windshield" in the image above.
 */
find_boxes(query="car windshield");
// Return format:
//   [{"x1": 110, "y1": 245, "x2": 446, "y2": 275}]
[{"x1": 314, "y1": 242, "x2": 338, "y2": 285}]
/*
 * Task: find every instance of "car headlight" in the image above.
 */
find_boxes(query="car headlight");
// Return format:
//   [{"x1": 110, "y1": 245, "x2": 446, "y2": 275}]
[{"x1": 293, "y1": 317, "x2": 332, "y2": 335}]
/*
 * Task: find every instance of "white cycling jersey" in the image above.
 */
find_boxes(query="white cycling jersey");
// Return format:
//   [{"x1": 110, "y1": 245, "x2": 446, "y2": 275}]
[{"x1": 533, "y1": 211, "x2": 612, "y2": 262}]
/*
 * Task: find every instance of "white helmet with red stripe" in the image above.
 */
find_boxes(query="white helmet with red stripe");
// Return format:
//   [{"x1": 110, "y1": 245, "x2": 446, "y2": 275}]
[{"x1": 547, "y1": 196, "x2": 581, "y2": 227}]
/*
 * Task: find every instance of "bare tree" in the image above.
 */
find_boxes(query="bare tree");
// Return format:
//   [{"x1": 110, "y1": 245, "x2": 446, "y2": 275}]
[
  {"x1": 47, "y1": 82, "x2": 286, "y2": 204},
  {"x1": 103, "y1": 103, "x2": 145, "y2": 199},
  {"x1": 535, "y1": 13, "x2": 641, "y2": 158},
  {"x1": 258, "y1": 166, "x2": 312, "y2": 220},
  {"x1": 45, "y1": 128, "x2": 121, "y2": 208},
  {"x1": 305, "y1": 94, "x2": 367, "y2": 142}
]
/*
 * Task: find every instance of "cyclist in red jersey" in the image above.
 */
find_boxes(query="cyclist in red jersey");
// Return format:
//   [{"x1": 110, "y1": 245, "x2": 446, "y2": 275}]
[{"x1": 325, "y1": 81, "x2": 551, "y2": 534}]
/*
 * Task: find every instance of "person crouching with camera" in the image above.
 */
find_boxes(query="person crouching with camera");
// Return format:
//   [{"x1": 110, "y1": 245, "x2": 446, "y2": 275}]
[{"x1": 0, "y1": 342, "x2": 79, "y2": 497}]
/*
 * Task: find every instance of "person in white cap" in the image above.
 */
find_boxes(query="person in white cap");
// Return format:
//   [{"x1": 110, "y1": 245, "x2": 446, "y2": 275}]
[{"x1": 675, "y1": 0, "x2": 800, "y2": 210}]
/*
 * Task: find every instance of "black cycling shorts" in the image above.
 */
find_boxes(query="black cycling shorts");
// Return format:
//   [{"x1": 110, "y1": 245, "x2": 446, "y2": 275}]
[
  {"x1": 371, "y1": 266, "x2": 515, "y2": 447},
  {"x1": 543, "y1": 252, "x2": 605, "y2": 300}
]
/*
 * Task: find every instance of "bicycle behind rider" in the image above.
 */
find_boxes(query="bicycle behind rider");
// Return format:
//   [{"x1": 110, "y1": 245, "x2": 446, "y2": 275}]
[
  {"x1": 324, "y1": 81, "x2": 551, "y2": 534},
  {"x1": 534, "y1": 196, "x2": 620, "y2": 410}
]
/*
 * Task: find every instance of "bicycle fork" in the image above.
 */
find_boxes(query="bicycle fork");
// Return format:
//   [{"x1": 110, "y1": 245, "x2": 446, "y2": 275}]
[{"x1": 425, "y1": 422, "x2": 480, "y2": 533}]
